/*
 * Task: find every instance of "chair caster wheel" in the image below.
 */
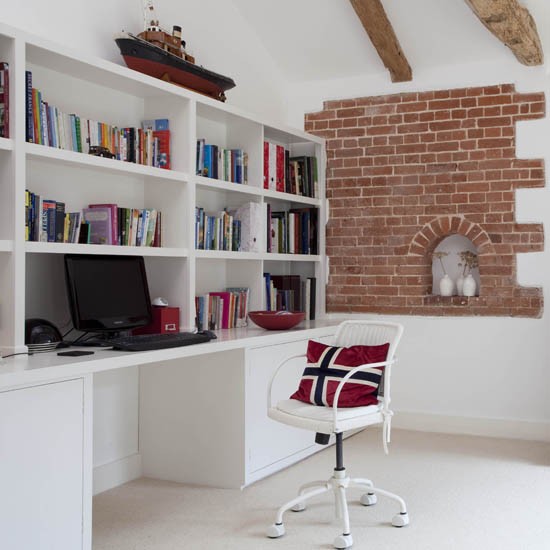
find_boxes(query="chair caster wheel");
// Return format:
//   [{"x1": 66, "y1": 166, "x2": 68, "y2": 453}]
[
  {"x1": 392, "y1": 512, "x2": 409, "y2": 527},
  {"x1": 266, "y1": 523, "x2": 285, "y2": 538},
  {"x1": 360, "y1": 492, "x2": 377, "y2": 506},
  {"x1": 333, "y1": 533, "x2": 353, "y2": 549},
  {"x1": 291, "y1": 501, "x2": 305, "y2": 512}
]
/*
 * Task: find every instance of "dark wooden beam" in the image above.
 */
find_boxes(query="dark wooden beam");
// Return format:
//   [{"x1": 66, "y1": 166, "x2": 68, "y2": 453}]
[
  {"x1": 348, "y1": 0, "x2": 412, "y2": 82},
  {"x1": 465, "y1": 0, "x2": 543, "y2": 65}
]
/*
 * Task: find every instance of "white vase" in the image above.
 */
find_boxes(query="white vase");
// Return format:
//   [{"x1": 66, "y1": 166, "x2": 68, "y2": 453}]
[
  {"x1": 439, "y1": 274, "x2": 454, "y2": 296},
  {"x1": 463, "y1": 274, "x2": 476, "y2": 297},
  {"x1": 456, "y1": 275, "x2": 465, "y2": 296}
]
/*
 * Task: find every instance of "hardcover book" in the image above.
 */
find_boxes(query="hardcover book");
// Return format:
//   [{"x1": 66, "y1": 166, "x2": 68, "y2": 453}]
[
  {"x1": 82, "y1": 207, "x2": 112, "y2": 245},
  {"x1": 0, "y1": 62, "x2": 9, "y2": 138},
  {"x1": 40, "y1": 199, "x2": 56, "y2": 242},
  {"x1": 263, "y1": 141, "x2": 269, "y2": 189},
  {"x1": 25, "y1": 70, "x2": 33, "y2": 142},
  {"x1": 89, "y1": 203, "x2": 119, "y2": 245},
  {"x1": 232, "y1": 202, "x2": 261, "y2": 252},
  {"x1": 209, "y1": 291, "x2": 231, "y2": 329},
  {"x1": 54, "y1": 201, "x2": 65, "y2": 243}
]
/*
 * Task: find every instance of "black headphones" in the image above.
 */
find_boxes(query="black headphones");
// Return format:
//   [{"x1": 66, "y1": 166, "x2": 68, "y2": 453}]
[{"x1": 25, "y1": 318, "x2": 62, "y2": 346}]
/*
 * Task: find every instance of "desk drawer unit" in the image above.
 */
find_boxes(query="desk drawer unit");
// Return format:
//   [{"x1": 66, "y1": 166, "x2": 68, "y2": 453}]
[{"x1": 0, "y1": 378, "x2": 90, "y2": 550}]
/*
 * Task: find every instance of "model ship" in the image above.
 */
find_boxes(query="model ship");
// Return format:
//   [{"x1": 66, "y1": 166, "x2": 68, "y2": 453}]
[{"x1": 115, "y1": 1, "x2": 235, "y2": 102}]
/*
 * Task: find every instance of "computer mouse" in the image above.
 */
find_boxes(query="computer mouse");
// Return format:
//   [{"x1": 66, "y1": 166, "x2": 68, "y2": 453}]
[
  {"x1": 199, "y1": 330, "x2": 217, "y2": 339},
  {"x1": 152, "y1": 297, "x2": 169, "y2": 307}
]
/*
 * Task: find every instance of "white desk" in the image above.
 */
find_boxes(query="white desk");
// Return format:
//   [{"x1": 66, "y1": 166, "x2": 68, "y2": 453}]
[{"x1": 0, "y1": 321, "x2": 339, "y2": 550}]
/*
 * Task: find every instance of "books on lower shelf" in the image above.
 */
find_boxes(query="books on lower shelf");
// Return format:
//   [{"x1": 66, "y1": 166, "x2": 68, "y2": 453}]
[
  {"x1": 25, "y1": 71, "x2": 170, "y2": 168},
  {"x1": 195, "y1": 202, "x2": 262, "y2": 252},
  {"x1": 196, "y1": 139, "x2": 248, "y2": 184},
  {"x1": 195, "y1": 287, "x2": 250, "y2": 330},
  {"x1": 263, "y1": 273, "x2": 316, "y2": 320},
  {"x1": 25, "y1": 191, "x2": 162, "y2": 246},
  {"x1": 267, "y1": 205, "x2": 318, "y2": 255},
  {"x1": 264, "y1": 140, "x2": 318, "y2": 198},
  {"x1": 195, "y1": 207, "x2": 241, "y2": 251},
  {"x1": 0, "y1": 62, "x2": 9, "y2": 138}
]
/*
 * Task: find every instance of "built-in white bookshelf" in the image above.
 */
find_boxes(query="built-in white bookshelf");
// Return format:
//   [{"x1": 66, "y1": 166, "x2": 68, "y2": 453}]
[
  {"x1": 0, "y1": 22, "x2": 326, "y2": 354},
  {"x1": 0, "y1": 137, "x2": 13, "y2": 150}
]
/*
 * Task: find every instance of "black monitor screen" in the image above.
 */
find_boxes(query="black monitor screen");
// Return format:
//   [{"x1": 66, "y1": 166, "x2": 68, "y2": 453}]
[{"x1": 64, "y1": 254, "x2": 153, "y2": 332}]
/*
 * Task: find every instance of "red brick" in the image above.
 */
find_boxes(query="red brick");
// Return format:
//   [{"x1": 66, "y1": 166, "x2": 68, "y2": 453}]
[
  {"x1": 397, "y1": 101, "x2": 428, "y2": 113},
  {"x1": 317, "y1": 83, "x2": 544, "y2": 318},
  {"x1": 337, "y1": 107, "x2": 365, "y2": 118},
  {"x1": 478, "y1": 117, "x2": 511, "y2": 127}
]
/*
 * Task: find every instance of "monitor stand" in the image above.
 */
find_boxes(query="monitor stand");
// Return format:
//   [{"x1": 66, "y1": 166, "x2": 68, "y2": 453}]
[{"x1": 72, "y1": 331, "x2": 127, "y2": 347}]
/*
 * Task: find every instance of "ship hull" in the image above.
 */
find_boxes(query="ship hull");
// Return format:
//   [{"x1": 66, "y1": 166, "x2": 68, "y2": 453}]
[{"x1": 115, "y1": 36, "x2": 235, "y2": 101}]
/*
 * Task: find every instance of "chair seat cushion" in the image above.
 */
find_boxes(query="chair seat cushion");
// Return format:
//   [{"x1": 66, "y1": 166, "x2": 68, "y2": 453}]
[
  {"x1": 269, "y1": 399, "x2": 383, "y2": 434},
  {"x1": 278, "y1": 398, "x2": 381, "y2": 421},
  {"x1": 290, "y1": 340, "x2": 389, "y2": 407}
]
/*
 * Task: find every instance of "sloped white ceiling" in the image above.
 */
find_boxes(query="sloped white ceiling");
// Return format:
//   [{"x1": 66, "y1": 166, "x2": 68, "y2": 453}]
[{"x1": 230, "y1": 0, "x2": 549, "y2": 82}]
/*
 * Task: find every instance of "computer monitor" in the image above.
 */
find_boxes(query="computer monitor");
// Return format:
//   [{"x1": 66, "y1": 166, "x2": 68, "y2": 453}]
[{"x1": 64, "y1": 254, "x2": 153, "y2": 333}]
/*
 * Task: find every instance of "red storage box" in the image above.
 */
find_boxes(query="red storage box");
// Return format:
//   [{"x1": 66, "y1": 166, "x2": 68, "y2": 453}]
[{"x1": 134, "y1": 306, "x2": 180, "y2": 335}]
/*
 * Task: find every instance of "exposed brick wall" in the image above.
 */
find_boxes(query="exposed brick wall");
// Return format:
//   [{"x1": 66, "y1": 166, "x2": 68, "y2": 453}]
[{"x1": 305, "y1": 84, "x2": 545, "y2": 317}]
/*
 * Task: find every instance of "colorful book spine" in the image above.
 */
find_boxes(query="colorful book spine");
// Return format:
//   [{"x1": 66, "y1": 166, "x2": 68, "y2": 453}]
[
  {"x1": 25, "y1": 71, "x2": 33, "y2": 143},
  {"x1": 0, "y1": 62, "x2": 9, "y2": 138},
  {"x1": 54, "y1": 202, "x2": 65, "y2": 243},
  {"x1": 40, "y1": 199, "x2": 56, "y2": 242}
]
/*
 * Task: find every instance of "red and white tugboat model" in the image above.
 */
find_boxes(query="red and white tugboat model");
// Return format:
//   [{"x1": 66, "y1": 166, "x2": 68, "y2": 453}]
[{"x1": 115, "y1": 1, "x2": 235, "y2": 102}]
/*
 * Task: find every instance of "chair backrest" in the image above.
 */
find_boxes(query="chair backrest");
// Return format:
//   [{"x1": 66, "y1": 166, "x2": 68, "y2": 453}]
[{"x1": 333, "y1": 320, "x2": 404, "y2": 398}]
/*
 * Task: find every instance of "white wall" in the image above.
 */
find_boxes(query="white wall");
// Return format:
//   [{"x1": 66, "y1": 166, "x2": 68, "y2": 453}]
[
  {"x1": 1, "y1": 0, "x2": 287, "y2": 119},
  {"x1": 286, "y1": 58, "x2": 550, "y2": 437}
]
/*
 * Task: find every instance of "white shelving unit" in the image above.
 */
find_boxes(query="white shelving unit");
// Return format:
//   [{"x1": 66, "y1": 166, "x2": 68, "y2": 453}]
[
  {"x1": 0, "y1": 22, "x2": 326, "y2": 355},
  {"x1": 0, "y1": 136, "x2": 13, "y2": 150}
]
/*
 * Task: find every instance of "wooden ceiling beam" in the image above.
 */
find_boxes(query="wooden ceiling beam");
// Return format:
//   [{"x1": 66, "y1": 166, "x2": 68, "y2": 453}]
[
  {"x1": 348, "y1": 0, "x2": 412, "y2": 82},
  {"x1": 465, "y1": 0, "x2": 543, "y2": 65}
]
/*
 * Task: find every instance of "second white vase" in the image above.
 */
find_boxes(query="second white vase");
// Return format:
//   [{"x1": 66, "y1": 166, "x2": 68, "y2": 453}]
[{"x1": 463, "y1": 274, "x2": 476, "y2": 297}]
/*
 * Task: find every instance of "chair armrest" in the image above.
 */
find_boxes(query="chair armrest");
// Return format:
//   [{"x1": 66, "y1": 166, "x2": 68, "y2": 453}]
[
  {"x1": 267, "y1": 354, "x2": 306, "y2": 410},
  {"x1": 332, "y1": 358, "x2": 396, "y2": 431}
]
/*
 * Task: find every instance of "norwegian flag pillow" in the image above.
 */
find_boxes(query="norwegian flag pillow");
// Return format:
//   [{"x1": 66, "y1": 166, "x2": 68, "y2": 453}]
[{"x1": 290, "y1": 340, "x2": 390, "y2": 408}]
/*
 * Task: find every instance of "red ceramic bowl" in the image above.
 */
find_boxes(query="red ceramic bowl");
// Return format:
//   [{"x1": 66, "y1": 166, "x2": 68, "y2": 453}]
[{"x1": 248, "y1": 310, "x2": 305, "y2": 330}]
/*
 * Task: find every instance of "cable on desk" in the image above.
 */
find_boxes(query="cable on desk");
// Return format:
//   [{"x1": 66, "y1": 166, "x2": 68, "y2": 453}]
[{"x1": 1, "y1": 352, "x2": 33, "y2": 359}]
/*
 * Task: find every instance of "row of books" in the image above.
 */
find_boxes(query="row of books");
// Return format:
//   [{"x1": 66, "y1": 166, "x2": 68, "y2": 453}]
[
  {"x1": 0, "y1": 62, "x2": 9, "y2": 138},
  {"x1": 25, "y1": 192, "x2": 162, "y2": 247},
  {"x1": 267, "y1": 206, "x2": 319, "y2": 255},
  {"x1": 25, "y1": 71, "x2": 170, "y2": 168},
  {"x1": 263, "y1": 273, "x2": 316, "y2": 320},
  {"x1": 196, "y1": 139, "x2": 248, "y2": 184},
  {"x1": 264, "y1": 141, "x2": 318, "y2": 198},
  {"x1": 195, "y1": 287, "x2": 250, "y2": 330},
  {"x1": 195, "y1": 207, "x2": 242, "y2": 251}
]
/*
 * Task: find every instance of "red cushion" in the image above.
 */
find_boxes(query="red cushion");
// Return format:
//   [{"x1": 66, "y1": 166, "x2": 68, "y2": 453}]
[{"x1": 290, "y1": 340, "x2": 390, "y2": 408}]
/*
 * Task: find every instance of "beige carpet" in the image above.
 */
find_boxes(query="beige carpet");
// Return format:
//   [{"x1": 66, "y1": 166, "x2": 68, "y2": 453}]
[{"x1": 93, "y1": 429, "x2": 550, "y2": 549}]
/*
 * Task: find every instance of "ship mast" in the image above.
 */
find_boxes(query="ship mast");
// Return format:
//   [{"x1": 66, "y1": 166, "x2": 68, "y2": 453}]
[{"x1": 142, "y1": 0, "x2": 160, "y2": 32}]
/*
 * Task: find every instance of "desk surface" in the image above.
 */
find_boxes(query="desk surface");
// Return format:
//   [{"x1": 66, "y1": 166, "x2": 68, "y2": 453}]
[{"x1": 0, "y1": 320, "x2": 340, "y2": 390}]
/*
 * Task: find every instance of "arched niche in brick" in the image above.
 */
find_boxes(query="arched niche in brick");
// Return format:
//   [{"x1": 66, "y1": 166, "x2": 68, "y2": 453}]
[
  {"x1": 432, "y1": 234, "x2": 480, "y2": 296},
  {"x1": 408, "y1": 215, "x2": 494, "y2": 258},
  {"x1": 407, "y1": 215, "x2": 493, "y2": 299}
]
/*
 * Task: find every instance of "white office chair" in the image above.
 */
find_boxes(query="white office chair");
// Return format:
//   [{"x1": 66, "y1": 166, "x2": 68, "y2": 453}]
[{"x1": 266, "y1": 320, "x2": 409, "y2": 549}]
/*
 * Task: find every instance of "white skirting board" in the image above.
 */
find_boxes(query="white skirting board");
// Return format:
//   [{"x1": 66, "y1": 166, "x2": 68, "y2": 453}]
[
  {"x1": 93, "y1": 453, "x2": 142, "y2": 496},
  {"x1": 393, "y1": 411, "x2": 550, "y2": 442},
  {"x1": 92, "y1": 415, "x2": 549, "y2": 496}
]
